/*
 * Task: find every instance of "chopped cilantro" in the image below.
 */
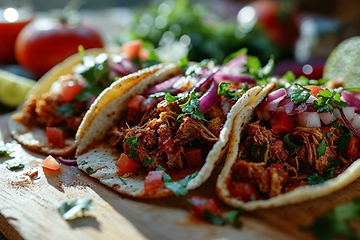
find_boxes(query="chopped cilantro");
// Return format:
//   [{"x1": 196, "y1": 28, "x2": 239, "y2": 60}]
[
  {"x1": 316, "y1": 139, "x2": 327, "y2": 157},
  {"x1": 204, "y1": 209, "x2": 227, "y2": 225},
  {"x1": 307, "y1": 167, "x2": 335, "y2": 185},
  {"x1": 223, "y1": 209, "x2": 244, "y2": 228},
  {"x1": 119, "y1": 177, "x2": 127, "y2": 185},
  {"x1": 56, "y1": 103, "x2": 76, "y2": 117},
  {"x1": 143, "y1": 158, "x2": 152, "y2": 165},
  {"x1": 302, "y1": 197, "x2": 360, "y2": 240},
  {"x1": 283, "y1": 134, "x2": 298, "y2": 151},
  {"x1": 218, "y1": 82, "x2": 243, "y2": 101},
  {"x1": 256, "y1": 142, "x2": 268, "y2": 162},
  {"x1": 288, "y1": 85, "x2": 311, "y2": 104},
  {"x1": 157, "y1": 166, "x2": 198, "y2": 196},
  {"x1": 86, "y1": 167, "x2": 93, "y2": 174},
  {"x1": 5, "y1": 162, "x2": 24, "y2": 170},
  {"x1": 165, "y1": 92, "x2": 181, "y2": 102},
  {"x1": 80, "y1": 161, "x2": 88, "y2": 166},
  {"x1": 58, "y1": 198, "x2": 95, "y2": 220},
  {"x1": 179, "y1": 91, "x2": 205, "y2": 121},
  {"x1": 124, "y1": 136, "x2": 138, "y2": 159},
  {"x1": 314, "y1": 89, "x2": 349, "y2": 113},
  {"x1": 0, "y1": 145, "x2": 13, "y2": 156}
]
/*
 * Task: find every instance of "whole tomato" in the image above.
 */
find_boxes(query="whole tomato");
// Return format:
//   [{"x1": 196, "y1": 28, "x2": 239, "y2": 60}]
[{"x1": 15, "y1": 16, "x2": 104, "y2": 78}]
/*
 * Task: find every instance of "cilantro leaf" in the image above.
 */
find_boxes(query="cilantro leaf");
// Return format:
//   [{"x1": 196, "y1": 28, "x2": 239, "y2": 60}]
[
  {"x1": 218, "y1": 82, "x2": 243, "y2": 101},
  {"x1": 314, "y1": 89, "x2": 349, "y2": 113},
  {"x1": 307, "y1": 167, "x2": 335, "y2": 185},
  {"x1": 204, "y1": 209, "x2": 227, "y2": 225},
  {"x1": 223, "y1": 209, "x2": 244, "y2": 228},
  {"x1": 316, "y1": 139, "x2": 327, "y2": 156},
  {"x1": 303, "y1": 197, "x2": 360, "y2": 240},
  {"x1": 283, "y1": 134, "x2": 298, "y2": 151},
  {"x1": 0, "y1": 145, "x2": 13, "y2": 156},
  {"x1": 58, "y1": 198, "x2": 95, "y2": 220},
  {"x1": 179, "y1": 91, "x2": 205, "y2": 121},
  {"x1": 124, "y1": 136, "x2": 138, "y2": 159},
  {"x1": 5, "y1": 162, "x2": 24, "y2": 170},
  {"x1": 289, "y1": 85, "x2": 311, "y2": 104},
  {"x1": 56, "y1": 103, "x2": 76, "y2": 117}
]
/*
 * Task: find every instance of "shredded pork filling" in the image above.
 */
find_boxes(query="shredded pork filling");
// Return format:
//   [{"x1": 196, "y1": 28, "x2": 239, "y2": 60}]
[
  {"x1": 108, "y1": 96, "x2": 233, "y2": 171},
  {"x1": 232, "y1": 118, "x2": 353, "y2": 200}
]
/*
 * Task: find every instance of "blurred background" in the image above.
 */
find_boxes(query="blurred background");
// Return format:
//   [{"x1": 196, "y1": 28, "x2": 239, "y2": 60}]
[{"x1": 1, "y1": 0, "x2": 360, "y2": 111}]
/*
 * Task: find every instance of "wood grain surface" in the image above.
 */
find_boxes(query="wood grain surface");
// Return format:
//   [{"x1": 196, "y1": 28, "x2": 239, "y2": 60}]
[{"x1": 1, "y1": 113, "x2": 359, "y2": 240}]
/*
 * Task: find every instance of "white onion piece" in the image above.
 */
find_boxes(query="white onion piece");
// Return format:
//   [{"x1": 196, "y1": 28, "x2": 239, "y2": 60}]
[
  {"x1": 306, "y1": 95, "x2": 317, "y2": 104},
  {"x1": 297, "y1": 112, "x2": 321, "y2": 127},
  {"x1": 351, "y1": 113, "x2": 360, "y2": 130},
  {"x1": 333, "y1": 107, "x2": 355, "y2": 120},
  {"x1": 319, "y1": 112, "x2": 337, "y2": 125}
]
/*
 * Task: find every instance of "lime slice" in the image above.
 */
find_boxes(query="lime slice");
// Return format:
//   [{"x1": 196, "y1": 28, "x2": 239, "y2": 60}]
[
  {"x1": 323, "y1": 36, "x2": 360, "y2": 88},
  {"x1": 0, "y1": 69, "x2": 36, "y2": 107}
]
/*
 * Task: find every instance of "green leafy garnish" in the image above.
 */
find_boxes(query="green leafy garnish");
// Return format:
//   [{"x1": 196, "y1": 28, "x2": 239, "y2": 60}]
[
  {"x1": 56, "y1": 103, "x2": 76, "y2": 117},
  {"x1": 204, "y1": 209, "x2": 227, "y2": 225},
  {"x1": 5, "y1": 162, "x2": 24, "y2": 170},
  {"x1": 58, "y1": 198, "x2": 95, "y2": 220},
  {"x1": 283, "y1": 134, "x2": 298, "y2": 150},
  {"x1": 157, "y1": 166, "x2": 198, "y2": 196},
  {"x1": 314, "y1": 89, "x2": 349, "y2": 113},
  {"x1": 124, "y1": 136, "x2": 138, "y2": 159},
  {"x1": 316, "y1": 139, "x2": 327, "y2": 157},
  {"x1": 179, "y1": 91, "x2": 205, "y2": 121},
  {"x1": 307, "y1": 167, "x2": 335, "y2": 185},
  {"x1": 256, "y1": 142, "x2": 268, "y2": 162},
  {"x1": 223, "y1": 209, "x2": 244, "y2": 228},
  {"x1": 218, "y1": 82, "x2": 244, "y2": 101},
  {"x1": 143, "y1": 158, "x2": 152, "y2": 165},
  {"x1": 303, "y1": 197, "x2": 360, "y2": 240},
  {"x1": 86, "y1": 167, "x2": 93, "y2": 174},
  {"x1": 119, "y1": 177, "x2": 127, "y2": 185},
  {"x1": 0, "y1": 145, "x2": 13, "y2": 156},
  {"x1": 288, "y1": 84, "x2": 311, "y2": 104}
]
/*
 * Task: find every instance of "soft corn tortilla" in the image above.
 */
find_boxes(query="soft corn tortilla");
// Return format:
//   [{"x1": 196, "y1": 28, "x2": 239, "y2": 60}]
[
  {"x1": 216, "y1": 85, "x2": 360, "y2": 211},
  {"x1": 75, "y1": 66, "x2": 268, "y2": 198},
  {"x1": 7, "y1": 48, "x2": 137, "y2": 156}
]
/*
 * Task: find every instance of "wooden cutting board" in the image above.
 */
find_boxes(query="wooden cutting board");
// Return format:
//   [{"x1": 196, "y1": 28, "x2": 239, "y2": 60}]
[{"x1": 1, "y1": 112, "x2": 359, "y2": 240}]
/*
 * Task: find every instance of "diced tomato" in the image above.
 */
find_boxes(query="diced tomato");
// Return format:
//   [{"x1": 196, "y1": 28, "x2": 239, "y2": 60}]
[
  {"x1": 228, "y1": 181, "x2": 260, "y2": 202},
  {"x1": 184, "y1": 147, "x2": 203, "y2": 168},
  {"x1": 138, "y1": 48, "x2": 149, "y2": 60},
  {"x1": 122, "y1": 40, "x2": 143, "y2": 60},
  {"x1": 46, "y1": 127, "x2": 65, "y2": 148},
  {"x1": 60, "y1": 76, "x2": 84, "y2": 102},
  {"x1": 158, "y1": 125, "x2": 174, "y2": 154},
  {"x1": 116, "y1": 153, "x2": 141, "y2": 175},
  {"x1": 189, "y1": 196, "x2": 220, "y2": 219},
  {"x1": 346, "y1": 136, "x2": 360, "y2": 159},
  {"x1": 41, "y1": 155, "x2": 61, "y2": 171},
  {"x1": 305, "y1": 85, "x2": 324, "y2": 97},
  {"x1": 270, "y1": 111, "x2": 294, "y2": 135},
  {"x1": 144, "y1": 170, "x2": 164, "y2": 193},
  {"x1": 127, "y1": 95, "x2": 146, "y2": 112}
]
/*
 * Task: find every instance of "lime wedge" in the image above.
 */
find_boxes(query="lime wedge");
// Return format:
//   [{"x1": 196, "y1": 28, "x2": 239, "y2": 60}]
[
  {"x1": 0, "y1": 69, "x2": 36, "y2": 107},
  {"x1": 323, "y1": 36, "x2": 360, "y2": 88}
]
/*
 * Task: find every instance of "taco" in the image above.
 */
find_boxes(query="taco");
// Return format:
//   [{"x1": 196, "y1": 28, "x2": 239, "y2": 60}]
[
  {"x1": 8, "y1": 44, "x2": 160, "y2": 157},
  {"x1": 216, "y1": 83, "x2": 360, "y2": 211},
  {"x1": 75, "y1": 52, "x2": 274, "y2": 198}
]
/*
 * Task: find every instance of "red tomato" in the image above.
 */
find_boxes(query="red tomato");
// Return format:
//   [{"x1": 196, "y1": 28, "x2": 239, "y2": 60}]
[
  {"x1": 116, "y1": 153, "x2": 141, "y2": 175},
  {"x1": 144, "y1": 170, "x2": 164, "y2": 193},
  {"x1": 158, "y1": 125, "x2": 174, "y2": 154},
  {"x1": 228, "y1": 181, "x2": 260, "y2": 202},
  {"x1": 60, "y1": 76, "x2": 85, "y2": 102},
  {"x1": 305, "y1": 85, "x2": 324, "y2": 97},
  {"x1": 270, "y1": 111, "x2": 294, "y2": 135},
  {"x1": 15, "y1": 17, "x2": 104, "y2": 78},
  {"x1": 189, "y1": 196, "x2": 220, "y2": 219},
  {"x1": 46, "y1": 127, "x2": 65, "y2": 148},
  {"x1": 41, "y1": 155, "x2": 61, "y2": 171},
  {"x1": 346, "y1": 136, "x2": 360, "y2": 159},
  {"x1": 184, "y1": 147, "x2": 203, "y2": 168},
  {"x1": 122, "y1": 40, "x2": 143, "y2": 60},
  {"x1": 127, "y1": 95, "x2": 146, "y2": 112}
]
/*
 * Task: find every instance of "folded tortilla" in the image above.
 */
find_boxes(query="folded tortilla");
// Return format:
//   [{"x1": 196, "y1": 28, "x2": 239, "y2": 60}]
[
  {"x1": 75, "y1": 65, "x2": 270, "y2": 198},
  {"x1": 216, "y1": 85, "x2": 360, "y2": 211}
]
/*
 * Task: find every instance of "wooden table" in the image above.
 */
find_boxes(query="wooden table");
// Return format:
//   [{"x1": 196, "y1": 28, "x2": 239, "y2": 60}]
[{"x1": 1, "y1": 112, "x2": 360, "y2": 240}]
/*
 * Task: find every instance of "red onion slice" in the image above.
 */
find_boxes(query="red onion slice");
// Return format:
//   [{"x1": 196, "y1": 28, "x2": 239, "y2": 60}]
[
  {"x1": 57, "y1": 157, "x2": 78, "y2": 166},
  {"x1": 199, "y1": 81, "x2": 220, "y2": 114},
  {"x1": 224, "y1": 53, "x2": 247, "y2": 70},
  {"x1": 213, "y1": 72, "x2": 255, "y2": 84},
  {"x1": 144, "y1": 75, "x2": 183, "y2": 95},
  {"x1": 339, "y1": 107, "x2": 360, "y2": 138},
  {"x1": 193, "y1": 69, "x2": 219, "y2": 92},
  {"x1": 341, "y1": 90, "x2": 360, "y2": 108},
  {"x1": 109, "y1": 58, "x2": 139, "y2": 76},
  {"x1": 259, "y1": 88, "x2": 287, "y2": 111}
]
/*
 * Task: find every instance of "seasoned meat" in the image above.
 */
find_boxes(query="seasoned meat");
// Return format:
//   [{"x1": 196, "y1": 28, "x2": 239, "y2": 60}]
[
  {"x1": 12, "y1": 94, "x2": 38, "y2": 127},
  {"x1": 231, "y1": 161, "x2": 289, "y2": 197}
]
